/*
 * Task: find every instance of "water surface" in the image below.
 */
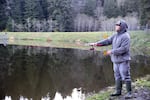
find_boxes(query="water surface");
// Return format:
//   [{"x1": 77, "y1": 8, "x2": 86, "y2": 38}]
[{"x1": 0, "y1": 45, "x2": 150, "y2": 100}]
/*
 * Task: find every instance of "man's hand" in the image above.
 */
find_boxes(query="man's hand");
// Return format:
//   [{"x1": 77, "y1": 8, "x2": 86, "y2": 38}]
[
  {"x1": 106, "y1": 50, "x2": 112, "y2": 56},
  {"x1": 87, "y1": 43, "x2": 97, "y2": 46}
]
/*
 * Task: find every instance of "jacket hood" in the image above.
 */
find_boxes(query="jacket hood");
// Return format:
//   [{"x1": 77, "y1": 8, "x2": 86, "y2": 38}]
[{"x1": 116, "y1": 20, "x2": 128, "y2": 34}]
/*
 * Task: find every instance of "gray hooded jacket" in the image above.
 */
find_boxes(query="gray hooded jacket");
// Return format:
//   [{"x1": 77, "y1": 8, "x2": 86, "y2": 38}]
[{"x1": 97, "y1": 20, "x2": 131, "y2": 63}]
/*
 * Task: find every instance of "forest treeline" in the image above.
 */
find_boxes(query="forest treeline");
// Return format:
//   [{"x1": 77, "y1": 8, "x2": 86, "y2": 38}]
[{"x1": 0, "y1": 0, "x2": 150, "y2": 32}]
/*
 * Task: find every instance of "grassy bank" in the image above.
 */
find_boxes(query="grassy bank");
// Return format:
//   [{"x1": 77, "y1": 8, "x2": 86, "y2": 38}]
[
  {"x1": 1, "y1": 31, "x2": 150, "y2": 55},
  {"x1": 86, "y1": 75, "x2": 150, "y2": 100}
]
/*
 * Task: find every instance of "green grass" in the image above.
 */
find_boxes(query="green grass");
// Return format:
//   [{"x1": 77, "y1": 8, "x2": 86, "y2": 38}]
[
  {"x1": 1, "y1": 31, "x2": 113, "y2": 51},
  {"x1": 1, "y1": 31, "x2": 150, "y2": 55},
  {"x1": 87, "y1": 91, "x2": 111, "y2": 100},
  {"x1": 6, "y1": 31, "x2": 112, "y2": 42},
  {"x1": 135, "y1": 75, "x2": 150, "y2": 88}
]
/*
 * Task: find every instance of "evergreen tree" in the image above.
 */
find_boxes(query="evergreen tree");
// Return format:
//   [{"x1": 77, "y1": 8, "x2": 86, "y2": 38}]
[
  {"x1": 119, "y1": 0, "x2": 140, "y2": 17},
  {"x1": 103, "y1": 0, "x2": 119, "y2": 18},
  {"x1": 10, "y1": 0, "x2": 25, "y2": 24},
  {"x1": 140, "y1": 0, "x2": 150, "y2": 26},
  {"x1": 39, "y1": 0, "x2": 49, "y2": 20},
  {"x1": 0, "y1": 0, "x2": 8, "y2": 31},
  {"x1": 48, "y1": 0, "x2": 74, "y2": 32},
  {"x1": 61, "y1": 0, "x2": 74, "y2": 32},
  {"x1": 24, "y1": 0, "x2": 44, "y2": 20},
  {"x1": 83, "y1": 0, "x2": 97, "y2": 16}
]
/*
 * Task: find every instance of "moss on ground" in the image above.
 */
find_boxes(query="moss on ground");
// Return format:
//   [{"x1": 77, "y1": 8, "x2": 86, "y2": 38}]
[{"x1": 135, "y1": 75, "x2": 150, "y2": 88}]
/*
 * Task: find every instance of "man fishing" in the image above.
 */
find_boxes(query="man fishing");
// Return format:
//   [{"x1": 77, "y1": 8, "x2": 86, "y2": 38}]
[{"x1": 88, "y1": 20, "x2": 132, "y2": 98}]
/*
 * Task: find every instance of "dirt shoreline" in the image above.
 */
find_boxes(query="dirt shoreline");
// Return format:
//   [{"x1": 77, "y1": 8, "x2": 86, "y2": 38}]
[{"x1": 86, "y1": 75, "x2": 150, "y2": 100}]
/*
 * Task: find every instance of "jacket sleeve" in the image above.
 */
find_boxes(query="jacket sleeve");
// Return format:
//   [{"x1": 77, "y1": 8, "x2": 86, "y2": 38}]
[
  {"x1": 111, "y1": 36, "x2": 130, "y2": 55},
  {"x1": 96, "y1": 34, "x2": 115, "y2": 46}
]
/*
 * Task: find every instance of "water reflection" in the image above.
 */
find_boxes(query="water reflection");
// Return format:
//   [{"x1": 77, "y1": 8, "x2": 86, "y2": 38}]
[
  {"x1": 4, "y1": 88, "x2": 85, "y2": 100},
  {"x1": 0, "y1": 45, "x2": 150, "y2": 100}
]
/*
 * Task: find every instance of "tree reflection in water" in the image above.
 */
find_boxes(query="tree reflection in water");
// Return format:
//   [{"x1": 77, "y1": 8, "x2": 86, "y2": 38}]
[{"x1": 0, "y1": 45, "x2": 150, "y2": 100}]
